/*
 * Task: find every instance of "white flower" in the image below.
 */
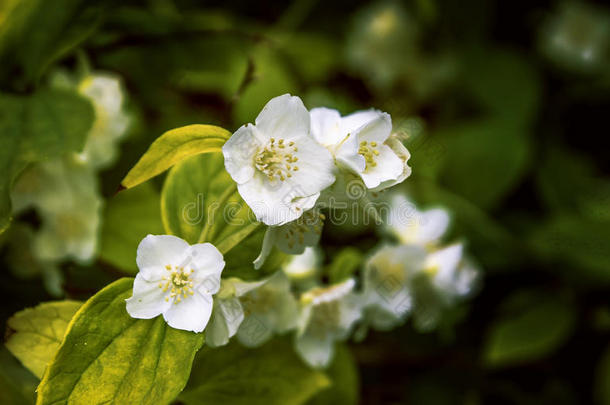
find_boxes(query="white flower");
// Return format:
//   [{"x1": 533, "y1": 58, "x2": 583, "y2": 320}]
[
  {"x1": 205, "y1": 277, "x2": 267, "y2": 347},
  {"x1": 77, "y1": 73, "x2": 130, "y2": 169},
  {"x1": 253, "y1": 209, "x2": 325, "y2": 269},
  {"x1": 295, "y1": 278, "x2": 361, "y2": 368},
  {"x1": 385, "y1": 194, "x2": 450, "y2": 246},
  {"x1": 237, "y1": 271, "x2": 299, "y2": 347},
  {"x1": 310, "y1": 107, "x2": 411, "y2": 191},
  {"x1": 12, "y1": 158, "x2": 102, "y2": 263},
  {"x1": 361, "y1": 244, "x2": 426, "y2": 331},
  {"x1": 222, "y1": 94, "x2": 335, "y2": 226},
  {"x1": 282, "y1": 246, "x2": 322, "y2": 280},
  {"x1": 126, "y1": 235, "x2": 225, "y2": 333},
  {"x1": 411, "y1": 243, "x2": 479, "y2": 331}
]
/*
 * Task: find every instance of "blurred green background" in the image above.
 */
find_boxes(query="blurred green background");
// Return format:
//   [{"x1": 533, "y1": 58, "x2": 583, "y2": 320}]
[{"x1": 1, "y1": 0, "x2": 609, "y2": 403}]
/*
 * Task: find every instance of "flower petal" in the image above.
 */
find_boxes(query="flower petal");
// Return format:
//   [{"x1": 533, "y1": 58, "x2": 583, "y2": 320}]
[
  {"x1": 340, "y1": 109, "x2": 385, "y2": 134},
  {"x1": 359, "y1": 144, "x2": 404, "y2": 189},
  {"x1": 136, "y1": 235, "x2": 189, "y2": 281},
  {"x1": 295, "y1": 333, "x2": 335, "y2": 368},
  {"x1": 253, "y1": 226, "x2": 277, "y2": 269},
  {"x1": 310, "y1": 107, "x2": 343, "y2": 147},
  {"x1": 237, "y1": 175, "x2": 319, "y2": 226},
  {"x1": 255, "y1": 94, "x2": 310, "y2": 141},
  {"x1": 206, "y1": 298, "x2": 244, "y2": 347},
  {"x1": 237, "y1": 316, "x2": 274, "y2": 347},
  {"x1": 355, "y1": 111, "x2": 392, "y2": 144},
  {"x1": 162, "y1": 291, "x2": 214, "y2": 332},
  {"x1": 287, "y1": 135, "x2": 336, "y2": 196},
  {"x1": 126, "y1": 274, "x2": 171, "y2": 319},
  {"x1": 336, "y1": 133, "x2": 366, "y2": 173},
  {"x1": 187, "y1": 243, "x2": 225, "y2": 283},
  {"x1": 222, "y1": 124, "x2": 261, "y2": 184}
]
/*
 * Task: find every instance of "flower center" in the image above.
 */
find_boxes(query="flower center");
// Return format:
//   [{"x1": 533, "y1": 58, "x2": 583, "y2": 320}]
[
  {"x1": 358, "y1": 141, "x2": 380, "y2": 171},
  {"x1": 255, "y1": 138, "x2": 299, "y2": 182},
  {"x1": 282, "y1": 211, "x2": 325, "y2": 249},
  {"x1": 159, "y1": 265, "x2": 195, "y2": 304},
  {"x1": 308, "y1": 301, "x2": 341, "y2": 338}
]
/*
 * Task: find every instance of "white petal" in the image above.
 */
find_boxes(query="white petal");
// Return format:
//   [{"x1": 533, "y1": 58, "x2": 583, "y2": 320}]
[
  {"x1": 287, "y1": 135, "x2": 336, "y2": 196},
  {"x1": 310, "y1": 107, "x2": 344, "y2": 147},
  {"x1": 162, "y1": 291, "x2": 213, "y2": 332},
  {"x1": 255, "y1": 94, "x2": 310, "y2": 141},
  {"x1": 206, "y1": 298, "x2": 244, "y2": 347},
  {"x1": 295, "y1": 333, "x2": 335, "y2": 368},
  {"x1": 237, "y1": 316, "x2": 274, "y2": 347},
  {"x1": 415, "y1": 209, "x2": 450, "y2": 245},
  {"x1": 428, "y1": 244, "x2": 464, "y2": 290},
  {"x1": 340, "y1": 109, "x2": 385, "y2": 134},
  {"x1": 356, "y1": 111, "x2": 392, "y2": 144},
  {"x1": 283, "y1": 247, "x2": 322, "y2": 278},
  {"x1": 222, "y1": 124, "x2": 261, "y2": 184},
  {"x1": 187, "y1": 243, "x2": 225, "y2": 283},
  {"x1": 359, "y1": 144, "x2": 404, "y2": 189},
  {"x1": 336, "y1": 133, "x2": 366, "y2": 173},
  {"x1": 372, "y1": 136, "x2": 411, "y2": 191},
  {"x1": 253, "y1": 226, "x2": 277, "y2": 269},
  {"x1": 136, "y1": 235, "x2": 189, "y2": 281},
  {"x1": 204, "y1": 307, "x2": 231, "y2": 347},
  {"x1": 126, "y1": 274, "x2": 171, "y2": 319},
  {"x1": 237, "y1": 176, "x2": 319, "y2": 226}
]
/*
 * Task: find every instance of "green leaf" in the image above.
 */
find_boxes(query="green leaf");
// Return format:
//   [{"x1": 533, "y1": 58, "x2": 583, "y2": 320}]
[
  {"x1": 0, "y1": 347, "x2": 38, "y2": 405},
  {"x1": 0, "y1": 0, "x2": 107, "y2": 88},
  {"x1": 161, "y1": 152, "x2": 255, "y2": 244},
  {"x1": 529, "y1": 216, "x2": 610, "y2": 284},
  {"x1": 99, "y1": 183, "x2": 164, "y2": 274},
  {"x1": 233, "y1": 45, "x2": 297, "y2": 125},
  {"x1": 0, "y1": 88, "x2": 94, "y2": 233},
  {"x1": 327, "y1": 248, "x2": 363, "y2": 284},
  {"x1": 5, "y1": 301, "x2": 82, "y2": 379},
  {"x1": 434, "y1": 118, "x2": 531, "y2": 209},
  {"x1": 180, "y1": 338, "x2": 330, "y2": 405},
  {"x1": 307, "y1": 345, "x2": 359, "y2": 405},
  {"x1": 483, "y1": 292, "x2": 575, "y2": 368},
  {"x1": 36, "y1": 278, "x2": 205, "y2": 405},
  {"x1": 121, "y1": 124, "x2": 230, "y2": 190}
]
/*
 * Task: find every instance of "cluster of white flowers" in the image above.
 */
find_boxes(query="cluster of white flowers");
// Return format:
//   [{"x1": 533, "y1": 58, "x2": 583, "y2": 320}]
[
  {"x1": 127, "y1": 95, "x2": 479, "y2": 369},
  {"x1": 361, "y1": 193, "x2": 480, "y2": 334},
  {"x1": 222, "y1": 94, "x2": 411, "y2": 269},
  {"x1": 10, "y1": 72, "x2": 130, "y2": 271},
  {"x1": 127, "y1": 234, "x2": 361, "y2": 368}
]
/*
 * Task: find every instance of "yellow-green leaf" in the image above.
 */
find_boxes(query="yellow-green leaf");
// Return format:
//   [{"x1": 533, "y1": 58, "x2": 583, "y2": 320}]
[
  {"x1": 99, "y1": 183, "x2": 164, "y2": 274},
  {"x1": 5, "y1": 301, "x2": 82, "y2": 379},
  {"x1": 36, "y1": 278, "x2": 205, "y2": 405},
  {"x1": 0, "y1": 88, "x2": 94, "y2": 233},
  {"x1": 180, "y1": 338, "x2": 330, "y2": 405},
  {"x1": 121, "y1": 124, "x2": 230, "y2": 189}
]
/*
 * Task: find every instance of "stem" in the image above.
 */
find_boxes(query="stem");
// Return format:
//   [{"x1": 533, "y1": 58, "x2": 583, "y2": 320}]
[{"x1": 197, "y1": 183, "x2": 238, "y2": 243}]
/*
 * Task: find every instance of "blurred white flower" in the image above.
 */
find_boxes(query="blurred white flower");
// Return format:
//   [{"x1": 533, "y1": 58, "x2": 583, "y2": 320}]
[
  {"x1": 76, "y1": 73, "x2": 130, "y2": 169},
  {"x1": 295, "y1": 278, "x2": 361, "y2": 368},
  {"x1": 253, "y1": 209, "x2": 325, "y2": 269},
  {"x1": 282, "y1": 246, "x2": 322, "y2": 280},
  {"x1": 237, "y1": 271, "x2": 299, "y2": 347},
  {"x1": 12, "y1": 158, "x2": 102, "y2": 263},
  {"x1": 385, "y1": 193, "x2": 450, "y2": 247},
  {"x1": 126, "y1": 235, "x2": 225, "y2": 333},
  {"x1": 411, "y1": 243, "x2": 479, "y2": 332},
  {"x1": 222, "y1": 94, "x2": 335, "y2": 226},
  {"x1": 205, "y1": 277, "x2": 266, "y2": 347},
  {"x1": 310, "y1": 107, "x2": 411, "y2": 191},
  {"x1": 361, "y1": 244, "x2": 425, "y2": 331}
]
